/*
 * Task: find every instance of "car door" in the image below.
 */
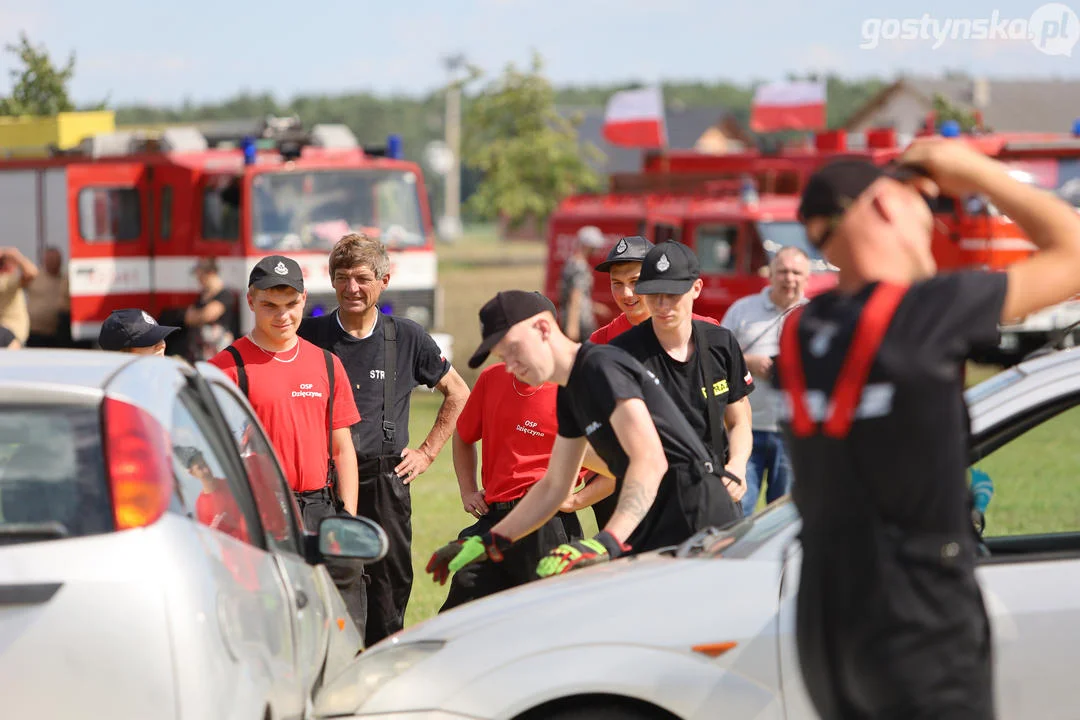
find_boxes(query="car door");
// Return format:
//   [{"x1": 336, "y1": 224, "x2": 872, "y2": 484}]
[
  {"x1": 204, "y1": 378, "x2": 354, "y2": 705},
  {"x1": 969, "y1": 400, "x2": 1080, "y2": 720},
  {"x1": 168, "y1": 383, "x2": 302, "y2": 717}
]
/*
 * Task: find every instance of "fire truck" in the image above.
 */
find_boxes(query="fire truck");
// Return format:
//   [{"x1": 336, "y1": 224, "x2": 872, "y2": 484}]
[
  {"x1": 545, "y1": 124, "x2": 1080, "y2": 365},
  {"x1": 0, "y1": 114, "x2": 447, "y2": 356}
]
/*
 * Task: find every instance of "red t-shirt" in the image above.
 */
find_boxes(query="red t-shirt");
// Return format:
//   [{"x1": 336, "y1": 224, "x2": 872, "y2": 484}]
[
  {"x1": 195, "y1": 486, "x2": 250, "y2": 543},
  {"x1": 589, "y1": 311, "x2": 720, "y2": 344},
  {"x1": 210, "y1": 337, "x2": 361, "y2": 492},
  {"x1": 456, "y1": 363, "x2": 566, "y2": 503}
]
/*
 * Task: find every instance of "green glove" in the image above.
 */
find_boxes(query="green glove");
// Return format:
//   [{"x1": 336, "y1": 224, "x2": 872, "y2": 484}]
[
  {"x1": 426, "y1": 532, "x2": 513, "y2": 586},
  {"x1": 536, "y1": 531, "x2": 628, "y2": 578}
]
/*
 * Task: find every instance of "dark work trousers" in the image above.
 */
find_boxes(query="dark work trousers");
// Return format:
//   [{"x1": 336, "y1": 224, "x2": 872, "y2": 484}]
[
  {"x1": 797, "y1": 524, "x2": 995, "y2": 720},
  {"x1": 440, "y1": 501, "x2": 585, "y2": 612},
  {"x1": 294, "y1": 488, "x2": 369, "y2": 647},
  {"x1": 356, "y1": 455, "x2": 413, "y2": 646}
]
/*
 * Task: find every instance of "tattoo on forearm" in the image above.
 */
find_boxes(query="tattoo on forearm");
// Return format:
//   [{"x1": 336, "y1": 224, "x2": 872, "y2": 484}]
[{"x1": 612, "y1": 480, "x2": 654, "y2": 526}]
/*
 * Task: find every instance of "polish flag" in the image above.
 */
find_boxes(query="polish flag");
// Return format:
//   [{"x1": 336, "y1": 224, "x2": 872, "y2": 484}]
[
  {"x1": 750, "y1": 81, "x2": 826, "y2": 133},
  {"x1": 602, "y1": 87, "x2": 667, "y2": 148}
]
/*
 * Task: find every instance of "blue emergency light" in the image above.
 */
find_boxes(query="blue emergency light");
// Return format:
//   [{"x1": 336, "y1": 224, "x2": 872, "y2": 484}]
[
  {"x1": 940, "y1": 120, "x2": 961, "y2": 138},
  {"x1": 380, "y1": 302, "x2": 394, "y2": 315},
  {"x1": 241, "y1": 136, "x2": 257, "y2": 165},
  {"x1": 387, "y1": 134, "x2": 403, "y2": 160},
  {"x1": 1073, "y1": 118, "x2": 1080, "y2": 137},
  {"x1": 311, "y1": 305, "x2": 326, "y2": 318}
]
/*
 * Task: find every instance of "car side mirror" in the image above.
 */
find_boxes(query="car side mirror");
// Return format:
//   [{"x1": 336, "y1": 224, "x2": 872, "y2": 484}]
[{"x1": 308, "y1": 515, "x2": 389, "y2": 565}]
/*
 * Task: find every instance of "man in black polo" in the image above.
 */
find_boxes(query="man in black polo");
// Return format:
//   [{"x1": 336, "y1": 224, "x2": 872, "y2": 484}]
[
  {"x1": 300, "y1": 232, "x2": 470, "y2": 645},
  {"x1": 777, "y1": 138, "x2": 1080, "y2": 719},
  {"x1": 426, "y1": 290, "x2": 743, "y2": 584},
  {"x1": 610, "y1": 240, "x2": 753, "y2": 510}
]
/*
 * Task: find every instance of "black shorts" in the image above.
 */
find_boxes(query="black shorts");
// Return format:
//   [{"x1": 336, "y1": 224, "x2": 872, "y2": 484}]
[{"x1": 797, "y1": 525, "x2": 994, "y2": 720}]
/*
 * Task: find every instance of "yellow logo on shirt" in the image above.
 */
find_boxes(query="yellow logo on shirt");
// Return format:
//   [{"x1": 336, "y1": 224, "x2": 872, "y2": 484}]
[{"x1": 700, "y1": 379, "x2": 729, "y2": 399}]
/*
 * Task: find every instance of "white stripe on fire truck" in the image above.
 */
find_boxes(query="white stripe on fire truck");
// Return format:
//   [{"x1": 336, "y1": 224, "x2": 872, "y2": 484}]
[
  {"x1": 958, "y1": 238, "x2": 1038, "y2": 252},
  {"x1": 68, "y1": 252, "x2": 437, "y2": 297}
]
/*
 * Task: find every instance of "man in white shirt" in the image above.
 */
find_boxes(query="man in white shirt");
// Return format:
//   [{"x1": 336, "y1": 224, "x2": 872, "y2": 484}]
[{"x1": 720, "y1": 246, "x2": 810, "y2": 515}]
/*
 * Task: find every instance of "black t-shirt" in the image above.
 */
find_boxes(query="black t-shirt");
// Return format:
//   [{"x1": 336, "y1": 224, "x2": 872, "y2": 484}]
[
  {"x1": 610, "y1": 319, "x2": 754, "y2": 462},
  {"x1": 190, "y1": 288, "x2": 238, "y2": 361},
  {"x1": 556, "y1": 342, "x2": 714, "y2": 479},
  {"x1": 298, "y1": 311, "x2": 451, "y2": 457},
  {"x1": 775, "y1": 270, "x2": 1008, "y2": 537}
]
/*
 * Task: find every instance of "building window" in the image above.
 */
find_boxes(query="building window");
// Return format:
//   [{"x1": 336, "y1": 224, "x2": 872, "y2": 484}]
[{"x1": 77, "y1": 187, "x2": 142, "y2": 242}]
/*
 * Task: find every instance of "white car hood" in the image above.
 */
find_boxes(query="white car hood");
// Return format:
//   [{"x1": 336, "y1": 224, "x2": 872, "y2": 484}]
[{"x1": 376, "y1": 551, "x2": 784, "y2": 652}]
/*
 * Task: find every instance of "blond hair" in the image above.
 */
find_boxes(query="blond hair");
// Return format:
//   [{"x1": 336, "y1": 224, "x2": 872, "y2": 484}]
[{"x1": 329, "y1": 232, "x2": 390, "y2": 278}]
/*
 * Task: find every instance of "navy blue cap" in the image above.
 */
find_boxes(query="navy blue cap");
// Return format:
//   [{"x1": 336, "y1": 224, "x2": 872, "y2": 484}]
[
  {"x1": 98, "y1": 309, "x2": 179, "y2": 351},
  {"x1": 595, "y1": 235, "x2": 654, "y2": 272},
  {"x1": 0, "y1": 325, "x2": 15, "y2": 348},
  {"x1": 634, "y1": 241, "x2": 700, "y2": 295},
  {"x1": 249, "y1": 255, "x2": 304, "y2": 293}
]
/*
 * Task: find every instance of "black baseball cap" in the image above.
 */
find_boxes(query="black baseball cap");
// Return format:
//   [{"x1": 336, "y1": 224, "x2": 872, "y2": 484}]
[
  {"x1": 595, "y1": 235, "x2": 654, "y2": 272},
  {"x1": 468, "y1": 290, "x2": 557, "y2": 369},
  {"x1": 248, "y1": 255, "x2": 304, "y2": 293},
  {"x1": 99, "y1": 309, "x2": 180, "y2": 351},
  {"x1": 174, "y1": 445, "x2": 206, "y2": 469},
  {"x1": 634, "y1": 241, "x2": 700, "y2": 295},
  {"x1": 0, "y1": 325, "x2": 15, "y2": 348},
  {"x1": 798, "y1": 159, "x2": 927, "y2": 244}
]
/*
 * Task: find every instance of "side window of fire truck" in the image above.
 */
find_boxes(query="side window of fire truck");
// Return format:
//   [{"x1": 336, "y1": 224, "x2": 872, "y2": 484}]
[
  {"x1": 696, "y1": 225, "x2": 739, "y2": 275},
  {"x1": 77, "y1": 188, "x2": 142, "y2": 242},
  {"x1": 202, "y1": 176, "x2": 241, "y2": 241}
]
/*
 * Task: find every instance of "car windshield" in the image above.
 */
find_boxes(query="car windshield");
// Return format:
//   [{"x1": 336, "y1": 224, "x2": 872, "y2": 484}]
[
  {"x1": 676, "y1": 497, "x2": 801, "y2": 559},
  {"x1": 756, "y1": 221, "x2": 835, "y2": 273},
  {"x1": 1002, "y1": 158, "x2": 1080, "y2": 207},
  {"x1": 251, "y1": 168, "x2": 426, "y2": 251},
  {"x1": 0, "y1": 405, "x2": 112, "y2": 543}
]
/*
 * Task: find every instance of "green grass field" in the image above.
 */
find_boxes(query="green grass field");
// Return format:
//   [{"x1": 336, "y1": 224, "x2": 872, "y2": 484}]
[{"x1": 395, "y1": 228, "x2": 1080, "y2": 628}]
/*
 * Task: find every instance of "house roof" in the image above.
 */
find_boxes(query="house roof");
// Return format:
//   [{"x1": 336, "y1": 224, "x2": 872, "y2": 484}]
[
  {"x1": 558, "y1": 104, "x2": 742, "y2": 174},
  {"x1": 843, "y1": 77, "x2": 1080, "y2": 133}
]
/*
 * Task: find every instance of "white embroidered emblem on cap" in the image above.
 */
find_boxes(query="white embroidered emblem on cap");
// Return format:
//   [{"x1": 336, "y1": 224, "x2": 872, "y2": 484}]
[
  {"x1": 274, "y1": 261, "x2": 289, "y2": 275},
  {"x1": 615, "y1": 238, "x2": 628, "y2": 254},
  {"x1": 656, "y1": 253, "x2": 670, "y2": 272},
  {"x1": 141, "y1": 311, "x2": 156, "y2": 325}
]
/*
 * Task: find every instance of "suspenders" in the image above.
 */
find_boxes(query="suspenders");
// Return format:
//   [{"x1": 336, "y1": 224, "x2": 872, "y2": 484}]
[{"x1": 777, "y1": 282, "x2": 909, "y2": 439}]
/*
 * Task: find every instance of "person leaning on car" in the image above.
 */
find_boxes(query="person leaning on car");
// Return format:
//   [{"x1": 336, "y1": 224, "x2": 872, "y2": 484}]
[{"x1": 775, "y1": 138, "x2": 1080, "y2": 719}]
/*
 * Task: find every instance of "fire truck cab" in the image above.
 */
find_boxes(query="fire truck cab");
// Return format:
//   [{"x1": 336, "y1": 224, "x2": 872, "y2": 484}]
[{"x1": 0, "y1": 115, "x2": 447, "y2": 358}]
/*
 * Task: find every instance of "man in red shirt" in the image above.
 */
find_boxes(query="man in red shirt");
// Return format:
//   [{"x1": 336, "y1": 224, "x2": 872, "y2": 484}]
[
  {"x1": 209, "y1": 256, "x2": 365, "y2": 633},
  {"x1": 436, "y1": 296, "x2": 584, "y2": 610}
]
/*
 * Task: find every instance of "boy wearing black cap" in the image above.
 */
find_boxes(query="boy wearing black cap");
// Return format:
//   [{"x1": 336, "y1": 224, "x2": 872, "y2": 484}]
[
  {"x1": 776, "y1": 138, "x2": 1080, "y2": 719},
  {"x1": 209, "y1": 255, "x2": 367, "y2": 635},
  {"x1": 426, "y1": 289, "x2": 744, "y2": 584},
  {"x1": 98, "y1": 308, "x2": 180, "y2": 356},
  {"x1": 610, "y1": 240, "x2": 753, "y2": 509}
]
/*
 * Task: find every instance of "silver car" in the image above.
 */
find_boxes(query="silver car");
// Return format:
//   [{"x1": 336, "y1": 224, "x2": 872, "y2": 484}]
[
  {"x1": 0, "y1": 350, "x2": 386, "y2": 720},
  {"x1": 346, "y1": 347, "x2": 1080, "y2": 720}
]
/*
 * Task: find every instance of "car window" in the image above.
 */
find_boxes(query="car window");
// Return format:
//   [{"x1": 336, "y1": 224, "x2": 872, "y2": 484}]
[
  {"x1": 170, "y1": 392, "x2": 259, "y2": 546},
  {"x1": 0, "y1": 404, "x2": 112, "y2": 541},
  {"x1": 696, "y1": 225, "x2": 739, "y2": 274},
  {"x1": 209, "y1": 381, "x2": 302, "y2": 555},
  {"x1": 976, "y1": 403, "x2": 1080, "y2": 538}
]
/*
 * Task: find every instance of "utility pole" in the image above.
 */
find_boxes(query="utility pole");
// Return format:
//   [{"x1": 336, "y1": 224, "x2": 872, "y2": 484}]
[{"x1": 441, "y1": 53, "x2": 466, "y2": 242}]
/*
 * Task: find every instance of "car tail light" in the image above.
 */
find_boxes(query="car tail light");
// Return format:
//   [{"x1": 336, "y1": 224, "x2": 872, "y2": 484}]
[{"x1": 102, "y1": 397, "x2": 173, "y2": 530}]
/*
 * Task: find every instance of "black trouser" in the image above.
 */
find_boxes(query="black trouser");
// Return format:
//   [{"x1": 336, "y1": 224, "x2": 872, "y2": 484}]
[
  {"x1": 797, "y1": 525, "x2": 994, "y2": 719},
  {"x1": 440, "y1": 501, "x2": 584, "y2": 612},
  {"x1": 625, "y1": 461, "x2": 740, "y2": 553},
  {"x1": 294, "y1": 487, "x2": 368, "y2": 647},
  {"x1": 356, "y1": 455, "x2": 413, "y2": 646}
]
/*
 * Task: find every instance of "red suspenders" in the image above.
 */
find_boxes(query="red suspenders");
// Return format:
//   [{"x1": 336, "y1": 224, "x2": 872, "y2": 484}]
[{"x1": 778, "y1": 282, "x2": 910, "y2": 439}]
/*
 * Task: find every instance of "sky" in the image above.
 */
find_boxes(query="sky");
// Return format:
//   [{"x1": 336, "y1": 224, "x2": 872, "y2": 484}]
[{"x1": 1, "y1": 0, "x2": 1078, "y2": 107}]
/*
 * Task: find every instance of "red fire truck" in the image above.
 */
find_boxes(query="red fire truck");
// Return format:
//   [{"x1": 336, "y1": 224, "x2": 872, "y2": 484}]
[
  {"x1": 0, "y1": 117, "x2": 445, "y2": 355},
  {"x1": 545, "y1": 125, "x2": 1080, "y2": 364}
]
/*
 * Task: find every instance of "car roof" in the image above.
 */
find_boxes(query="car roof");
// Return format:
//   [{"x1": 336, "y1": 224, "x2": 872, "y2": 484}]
[{"x1": 0, "y1": 349, "x2": 139, "y2": 390}]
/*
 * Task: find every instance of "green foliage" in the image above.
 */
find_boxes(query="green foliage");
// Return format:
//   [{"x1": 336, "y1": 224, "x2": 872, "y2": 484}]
[
  {"x1": 932, "y1": 92, "x2": 979, "y2": 132},
  {"x1": 460, "y1": 52, "x2": 603, "y2": 228},
  {"x1": 0, "y1": 32, "x2": 76, "y2": 116}
]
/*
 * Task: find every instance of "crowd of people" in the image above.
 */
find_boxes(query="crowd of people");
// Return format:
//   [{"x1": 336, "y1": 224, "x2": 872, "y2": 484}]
[{"x1": 8, "y1": 135, "x2": 1079, "y2": 719}]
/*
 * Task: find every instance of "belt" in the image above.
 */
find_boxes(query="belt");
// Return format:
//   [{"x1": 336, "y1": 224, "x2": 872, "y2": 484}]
[
  {"x1": 488, "y1": 498, "x2": 522, "y2": 512},
  {"x1": 294, "y1": 485, "x2": 332, "y2": 499}
]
